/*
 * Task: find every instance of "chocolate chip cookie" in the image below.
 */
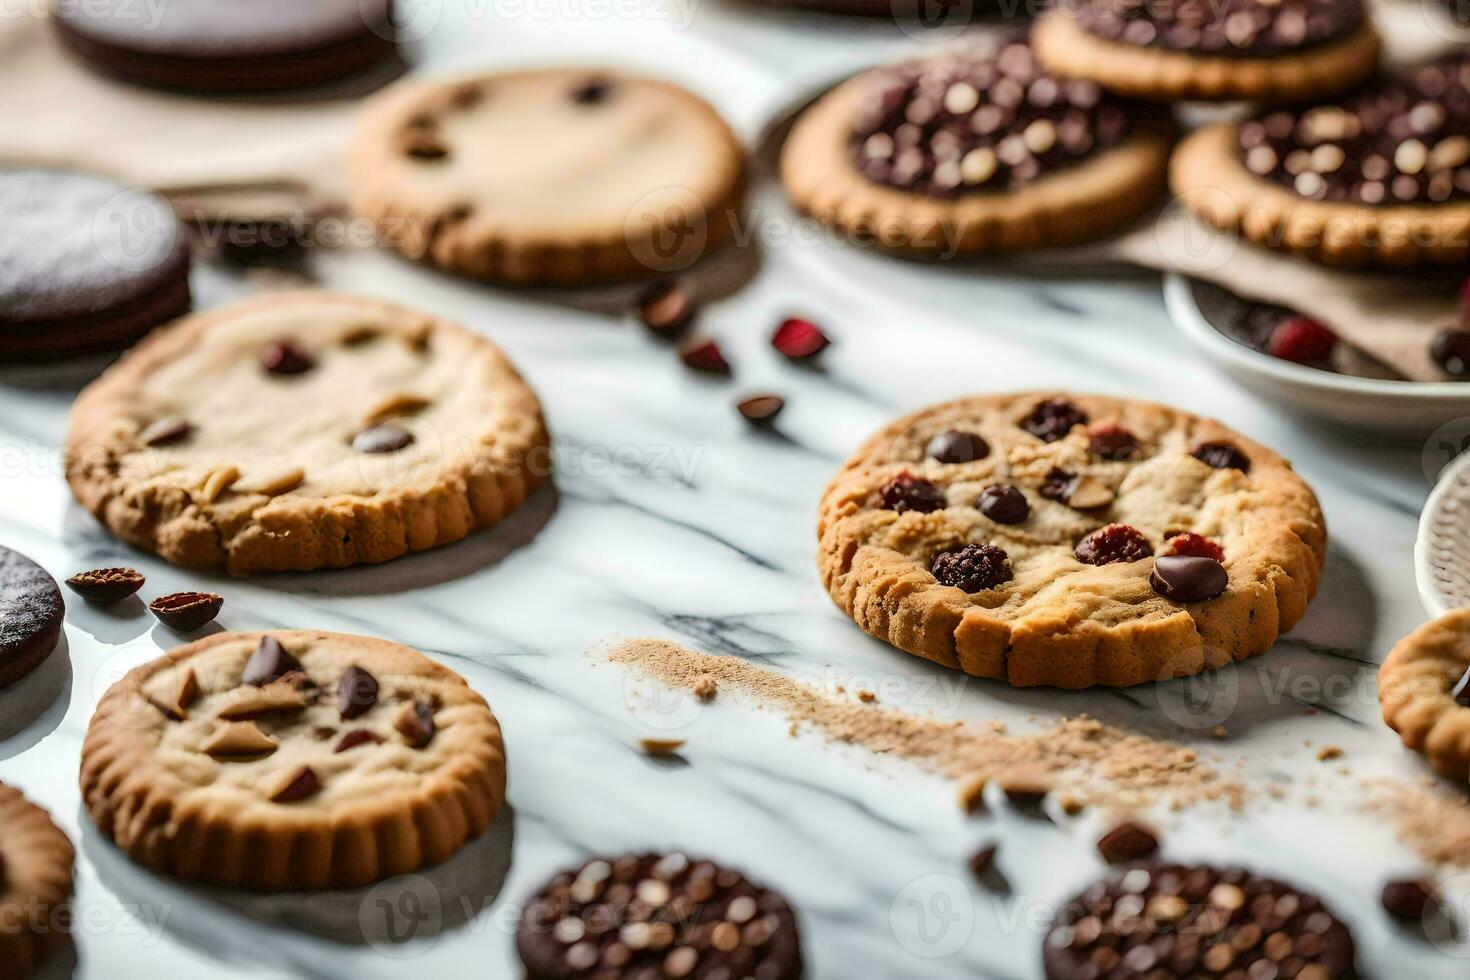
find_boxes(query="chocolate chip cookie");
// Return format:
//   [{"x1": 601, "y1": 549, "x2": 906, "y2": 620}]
[
  {"x1": 0, "y1": 169, "x2": 190, "y2": 361},
  {"x1": 51, "y1": 0, "x2": 398, "y2": 93},
  {"x1": 818, "y1": 393, "x2": 1326, "y2": 688},
  {"x1": 1044, "y1": 863, "x2": 1356, "y2": 978},
  {"x1": 80, "y1": 630, "x2": 507, "y2": 890},
  {"x1": 781, "y1": 37, "x2": 1173, "y2": 256},
  {"x1": 65, "y1": 291, "x2": 549, "y2": 574},
  {"x1": 0, "y1": 546, "x2": 64, "y2": 689},
  {"x1": 348, "y1": 69, "x2": 747, "y2": 284},
  {"x1": 1172, "y1": 57, "x2": 1470, "y2": 266},
  {"x1": 0, "y1": 784, "x2": 74, "y2": 979},
  {"x1": 516, "y1": 853, "x2": 803, "y2": 980},
  {"x1": 1032, "y1": 0, "x2": 1379, "y2": 104},
  {"x1": 1379, "y1": 609, "x2": 1470, "y2": 779}
]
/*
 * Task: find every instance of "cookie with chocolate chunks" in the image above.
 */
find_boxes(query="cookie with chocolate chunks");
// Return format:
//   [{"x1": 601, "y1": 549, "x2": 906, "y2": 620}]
[
  {"x1": 349, "y1": 69, "x2": 747, "y2": 285},
  {"x1": 65, "y1": 291, "x2": 549, "y2": 573},
  {"x1": 0, "y1": 546, "x2": 64, "y2": 688},
  {"x1": 1032, "y1": 0, "x2": 1380, "y2": 104},
  {"x1": 1043, "y1": 863, "x2": 1356, "y2": 979},
  {"x1": 516, "y1": 852, "x2": 804, "y2": 980},
  {"x1": 1172, "y1": 56, "x2": 1470, "y2": 267},
  {"x1": 818, "y1": 392, "x2": 1325, "y2": 688},
  {"x1": 80, "y1": 630, "x2": 507, "y2": 890},
  {"x1": 781, "y1": 36, "x2": 1173, "y2": 256},
  {"x1": 0, "y1": 783, "x2": 74, "y2": 979}
]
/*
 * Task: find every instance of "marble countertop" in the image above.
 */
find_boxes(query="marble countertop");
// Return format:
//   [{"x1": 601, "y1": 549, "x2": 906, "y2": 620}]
[{"x1": 1, "y1": 5, "x2": 1467, "y2": 978}]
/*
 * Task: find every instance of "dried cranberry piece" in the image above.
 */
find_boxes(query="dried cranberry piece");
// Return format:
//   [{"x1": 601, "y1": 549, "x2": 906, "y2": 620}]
[
  {"x1": 771, "y1": 317, "x2": 830, "y2": 360},
  {"x1": 1266, "y1": 315, "x2": 1337, "y2": 364},
  {"x1": 1088, "y1": 424, "x2": 1139, "y2": 461},
  {"x1": 335, "y1": 729, "x2": 383, "y2": 753},
  {"x1": 930, "y1": 544, "x2": 1013, "y2": 592},
  {"x1": 879, "y1": 473, "x2": 947, "y2": 514},
  {"x1": 978, "y1": 484, "x2": 1029, "y2": 525},
  {"x1": 677, "y1": 336, "x2": 731, "y2": 375},
  {"x1": 1023, "y1": 399, "x2": 1088, "y2": 443},
  {"x1": 1166, "y1": 532, "x2": 1226, "y2": 563},
  {"x1": 260, "y1": 340, "x2": 314, "y2": 376},
  {"x1": 271, "y1": 766, "x2": 321, "y2": 803},
  {"x1": 1192, "y1": 442, "x2": 1251, "y2": 473},
  {"x1": 1075, "y1": 524, "x2": 1153, "y2": 565},
  {"x1": 926, "y1": 430, "x2": 989, "y2": 464}
]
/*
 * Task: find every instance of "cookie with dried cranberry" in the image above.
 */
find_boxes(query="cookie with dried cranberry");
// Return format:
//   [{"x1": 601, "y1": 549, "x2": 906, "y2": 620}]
[
  {"x1": 65, "y1": 291, "x2": 549, "y2": 573},
  {"x1": 1044, "y1": 863, "x2": 1356, "y2": 979},
  {"x1": 780, "y1": 37, "x2": 1173, "y2": 256},
  {"x1": 0, "y1": 546, "x2": 64, "y2": 689},
  {"x1": 1172, "y1": 57, "x2": 1470, "y2": 267},
  {"x1": 818, "y1": 392, "x2": 1326, "y2": 688},
  {"x1": 1032, "y1": 0, "x2": 1379, "y2": 104},
  {"x1": 80, "y1": 630, "x2": 507, "y2": 890},
  {"x1": 349, "y1": 69, "x2": 746, "y2": 285},
  {"x1": 516, "y1": 853, "x2": 803, "y2": 980},
  {"x1": 0, "y1": 784, "x2": 74, "y2": 980},
  {"x1": 1378, "y1": 610, "x2": 1470, "y2": 780}
]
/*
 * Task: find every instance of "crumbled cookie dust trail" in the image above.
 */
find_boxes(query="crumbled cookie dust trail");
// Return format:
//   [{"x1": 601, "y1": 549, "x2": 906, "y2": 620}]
[
  {"x1": 1365, "y1": 778, "x2": 1470, "y2": 869},
  {"x1": 607, "y1": 639, "x2": 1245, "y2": 815}
]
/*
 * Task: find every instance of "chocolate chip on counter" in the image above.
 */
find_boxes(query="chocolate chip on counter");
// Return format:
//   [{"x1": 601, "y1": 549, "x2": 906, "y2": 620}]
[
  {"x1": 1381, "y1": 878, "x2": 1438, "y2": 920},
  {"x1": 737, "y1": 395, "x2": 785, "y2": 425},
  {"x1": 396, "y1": 699, "x2": 437, "y2": 748},
  {"x1": 771, "y1": 317, "x2": 830, "y2": 360},
  {"x1": 1453, "y1": 666, "x2": 1470, "y2": 707},
  {"x1": 352, "y1": 424, "x2": 415, "y2": 454},
  {"x1": 879, "y1": 473, "x2": 947, "y2": 514},
  {"x1": 979, "y1": 484, "x2": 1030, "y2": 525},
  {"x1": 337, "y1": 665, "x2": 379, "y2": 719},
  {"x1": 926, "y1": 430, "x2": 990, "y2": 464},
  {"x1": 1192, "y1": 442, "x2": 1252, "y2": 473},
  {"x1": 637, "y1": 281, "x2": 696, "y2": 338},
  {"x1": 1151, "y1": 555, "x2": 1230, "y2": 602},
  {"x1": 259, "y1": 340, "x2": 315, "y2": 376},
  {"x1": 677, "y1": 336, "x2": 730, "y2": 375},
  {"x1": 968, "y1": 843, "x2": 998, "y2": 879},
  {"x1": 139, "y1": 416, "x2": 192, "y2": 447},
  {"x1": 270, "y1": 766, "x2": 321, "y2": 803},
  {"x1": 1097, "y1": 821, "x2": 1160, "y2": 864},
  {"x1": 335, "y1": 729, "x2": 384, "y2": 753},
  {"x1": 242, "y1": 635, "x2": 304, "y2": 686},
  {"x1": 1432, "y1": 328, "x2": 1470, "y2": 377},
  {"x1": 147, "y1": 592, "x2": 223, "y2": 631},
  {"x1": 66, "y1": 567, "x2": 144, "y2": 603}
]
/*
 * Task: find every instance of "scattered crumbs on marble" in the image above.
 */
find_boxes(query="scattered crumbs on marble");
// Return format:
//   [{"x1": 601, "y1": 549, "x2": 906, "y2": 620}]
[{"x1": 1364, "y1": 778, "x2": 1470, "y2": 868}]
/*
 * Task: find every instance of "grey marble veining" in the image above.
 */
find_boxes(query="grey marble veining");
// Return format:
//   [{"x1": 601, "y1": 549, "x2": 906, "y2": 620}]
[{"x1": 0, "y1": 4, "x2": 1466, "y2": 979}]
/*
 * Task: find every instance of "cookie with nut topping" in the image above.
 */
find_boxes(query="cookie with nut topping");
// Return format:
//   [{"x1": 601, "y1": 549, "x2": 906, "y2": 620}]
[
  {"x1": 1032, "y1": 0, "x2": 1379, "y2": 104},
  {"x1": 80, "y1": 630, "x2": 507, "y2": 890},
  {"x1": 1172, "y1": 57, "x2": 1470, "y2": 266},
  {"x1": 65, "y1": 291, "x2": 549, "y2": 573},
  {"x1": 348, "y1": 68, "x2": 747, "y2": 284},
  {"x1": 780, "y1": 37, "x2": 1174, "y2": 256},
  {"x1": 818, "y1": 393, "x2": 1326, "y2": 688},
  {"x1": 516, "y1": 852, "x2": 803, "y2": 980}
]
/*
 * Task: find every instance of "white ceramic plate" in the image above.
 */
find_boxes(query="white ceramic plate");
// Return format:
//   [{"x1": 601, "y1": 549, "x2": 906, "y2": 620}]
[
  {"x1": 1164, "y1": 273, "x2": 1470, "y2": 442},
  {"x1": 1418, "y1": 447, "x2": 1470, "y2": 617}
]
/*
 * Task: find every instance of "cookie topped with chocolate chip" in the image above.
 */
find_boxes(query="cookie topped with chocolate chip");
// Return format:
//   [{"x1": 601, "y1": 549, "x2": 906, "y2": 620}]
[
  {"x1": 80, "y1": 630, "x2": 507, "y2": 890},
  {"x1": 818, "y1": 392, "x2": 1325, "y2": 688},
  {"x1": 782, "y1": 37, "x2": 1173, "y2": 256},
  {"x1": 65, "y1": 291, "x2": 549, "y2": 573},
  {"x1": 516, "y1": 853, "x2": 803, "y2": 980}
]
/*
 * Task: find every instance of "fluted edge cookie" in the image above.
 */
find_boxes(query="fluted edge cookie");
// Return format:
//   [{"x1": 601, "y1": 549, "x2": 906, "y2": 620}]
[
  {"x1": 818, "y1": 393, "x2": 1326, "y2": 689},
  {"x1": 348, "y1": 69, "x2": 747, "y2": 285},
  {"x1": 0, "y1": 785, "x2": 74, "y2": 980},
  {"x1": 80, "y1": 630, "x2": 507, "y2": 891},
  {"x1": 1380, "y1": 610, "x2": 1470, "y2": 780},
  {"x1": 781, "y1": 53, "x2": 1172, "y2": 256},
  {"x1": 1032, "y1": 11, "x2": 1379, "y2": 104},
  {"x1": 65, "y1": 291, "x2": 550, "y2": 574}
]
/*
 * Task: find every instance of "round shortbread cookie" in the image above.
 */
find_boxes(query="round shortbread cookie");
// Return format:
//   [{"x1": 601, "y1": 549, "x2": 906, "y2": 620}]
[
  {"x1": 348, "y1": 68, "x2": 747, "y2": 284},
  {"x1": 65, "y1": 291, "x2": 550, "y2": 574},
  {"x1": 818, "y1": 392, "x2": 1326, "y2": 688},
  {"x1": 0, "y1": 784, "x2": 74, "y2": 980},
  {"x1": 80, "y1": 630, "x2": 507, "y2": 890}
]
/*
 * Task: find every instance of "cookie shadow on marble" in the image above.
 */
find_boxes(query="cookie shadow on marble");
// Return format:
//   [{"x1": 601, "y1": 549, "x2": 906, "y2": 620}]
[
  {"x1": 81, "y1": 805, "x2": 517, "y2": 959},
  {"x1": 32, "y1": 936, "x2": 78, "y2": 980},
  {"x1": 0, "y1": 634, "x2": 71, "y2": 760}
]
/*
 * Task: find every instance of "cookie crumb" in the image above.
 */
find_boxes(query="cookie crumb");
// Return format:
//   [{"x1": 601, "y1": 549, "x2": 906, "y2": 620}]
[
  {"x1": 638, "y1": 738, "x2": 686, "y2": 757},
  {"x1": 693, "y1": 675, "x2": 718, "y2": 702},
  {"x1": 857, "y1": 690, "x2": 876, "y2": 704},
  {"x1": 1210, "y1": 725, "x2": 1229, "y2": 739},
  {"x1": 1316, "y1": 745, "x2": 1343, "y2": 761}
]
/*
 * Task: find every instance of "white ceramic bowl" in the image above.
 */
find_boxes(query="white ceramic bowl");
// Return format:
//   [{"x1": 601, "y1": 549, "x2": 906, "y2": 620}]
[
  {"x1": 1164, "y1": 273, "x2": 1470, "y2": 442},
  {"x1": 1417, "y1": 448, "x2": 1470, "y2": 617}
]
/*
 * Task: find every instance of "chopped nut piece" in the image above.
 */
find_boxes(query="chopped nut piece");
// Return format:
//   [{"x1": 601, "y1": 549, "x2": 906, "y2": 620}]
[
  {"x1": 638, "y1": 738, "x2": 686, "y2": 757},
  {"x1": 202, "y1": 721, "x2": 278, "y2": 757},
  {"x1": 364, "y1": 393, "x2": 431, "y2": 425},
  {"x1": 150, "y1": 667, "x2": 199, "y2": 721},
  {"x1": 199, "y1": 466, "x2": 241, "y2": 503},
  {"x1": 216, "y1": 680, "x2": 310, "y2": 720}
]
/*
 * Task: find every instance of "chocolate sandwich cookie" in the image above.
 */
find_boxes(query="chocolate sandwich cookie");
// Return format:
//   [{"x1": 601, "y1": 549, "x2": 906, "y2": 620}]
[
  {"x1": 0, "y1": 169, "x2": 190, "y2": 361},
  {"x1": 1172, "y1": 56, "x2": 1470, "y2": 266},
  {"x1": 781, "y1": 37, "x2": 1173, "y2": 256},
  {"x1": 0, "y1": 547, "x2": 64, "y2": 689},
  {"x1": 50, "y1": 0, "x2": 398, "y2": 94},
  {"x1": 1032, "y1": 0, "x2": 1379, "y2": 104},
  {"x1": 0, "y1": 784, "x2": 74, "y2": 979},
  {"x1": 1044, "y1": 863, "x2": 1356, "y2": 979},
  {"x1": 517, "y1": 853, "x2": 804, "y2": 979}
]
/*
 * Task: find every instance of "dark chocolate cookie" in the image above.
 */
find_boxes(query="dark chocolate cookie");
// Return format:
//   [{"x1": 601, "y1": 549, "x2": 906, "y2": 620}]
[
  {"x1": 0, "y1": 547, "x2": 64, "y2": 688},
  {"x1": 516, "y1": 853, "x2": 804, "y2": 979},
  {"x1": 0, "y1": 169, "x2": 190, "y2": 361},
  {"x1": 50, "y1": 0, "x2": 398, "y2": 94},
  {"x1": 1043, "y1": 863, "x2": 1356, "y2": 979}
]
